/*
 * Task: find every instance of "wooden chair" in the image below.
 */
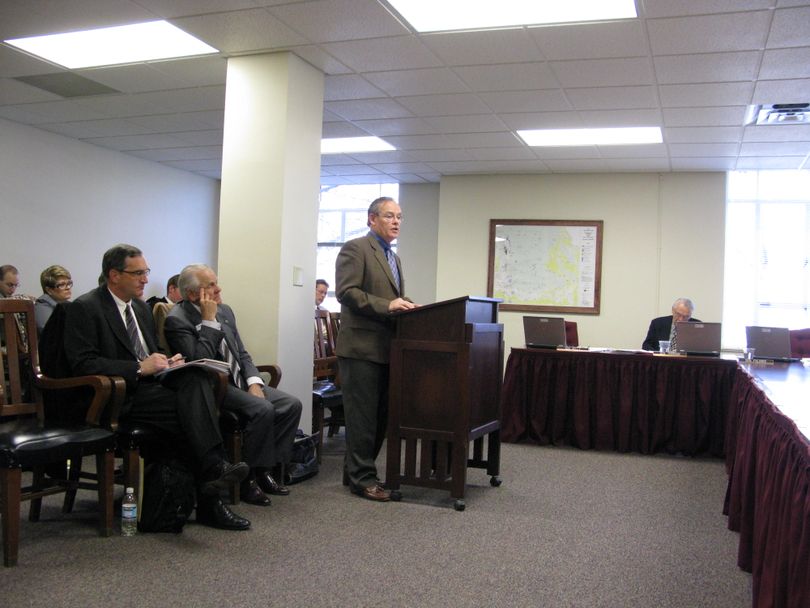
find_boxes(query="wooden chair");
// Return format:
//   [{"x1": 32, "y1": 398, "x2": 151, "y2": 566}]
[
  {"x1": 0, "y1": 299, "x2": 116, "y2": 567},
  {"x1": 312, "y1": 310, "x2": 344, "y2": 462}
]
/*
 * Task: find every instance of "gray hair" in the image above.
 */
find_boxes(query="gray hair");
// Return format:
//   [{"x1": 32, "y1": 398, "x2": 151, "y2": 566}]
[
  {"x1": 178, "y1": 263, "x2": 212, "y2": 299},
  {"x1": 672, "y1": 297, "x2": 695, "y2": 313},
  {"x1": 367, "y1": 197, "x2": 395, "y2": 227}
]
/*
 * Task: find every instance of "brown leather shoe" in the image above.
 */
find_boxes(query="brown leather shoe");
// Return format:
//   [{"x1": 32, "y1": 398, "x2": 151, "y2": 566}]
[{"x1": 353, "y1": 483, "x2": 390, "y2": 502}]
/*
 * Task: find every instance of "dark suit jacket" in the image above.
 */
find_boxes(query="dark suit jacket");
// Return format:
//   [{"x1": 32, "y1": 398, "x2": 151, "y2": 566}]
[
  {"x1": 63, "y1": 287, "x2": 160, "y2": 410},
  {"x1": 335, "y1": 233, "x2": 405, "y2": 364},
  {"x1": 642, "y1": 315, "x2": 702, "y2": 351},
  {"x1": 163, "y1": 300, "x2": 260, "y2": 384}
]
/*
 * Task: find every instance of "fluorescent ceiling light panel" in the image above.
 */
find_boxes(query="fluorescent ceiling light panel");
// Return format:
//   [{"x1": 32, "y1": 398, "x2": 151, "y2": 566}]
[
  {"x1": 387, "y1": 0, "x2": 637, "y2": 33},
  {"x1": 5, "y1": 21, "x2": 217, "y2": 69},
  {"x1": 518, "y1": 127, "x2": 662, "y2": 147},
  {"x1": 321, "y1": 137, "x2": 395, "y2": 154}
]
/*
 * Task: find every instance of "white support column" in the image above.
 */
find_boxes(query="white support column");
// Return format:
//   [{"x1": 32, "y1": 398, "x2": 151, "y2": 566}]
[{"x1": 218, "y1": 52, "x2": 324, "y2": 423}]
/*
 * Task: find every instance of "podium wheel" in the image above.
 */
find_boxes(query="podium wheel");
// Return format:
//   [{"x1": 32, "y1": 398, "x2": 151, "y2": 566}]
[
  {"x1": 490, "y1": 476, "x2": 502, "y2": 487},
  {"x1": 390, "y1": 490, "x2": 402, "y2": 502},
  {"x1": 453, "y1": 499, "x2": 466, "y2": 511}
]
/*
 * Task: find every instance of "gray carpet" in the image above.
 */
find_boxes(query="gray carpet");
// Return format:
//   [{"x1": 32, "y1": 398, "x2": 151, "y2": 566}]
[{"x1": 0, "y1": 435, "x2": 751, "y2": 608}]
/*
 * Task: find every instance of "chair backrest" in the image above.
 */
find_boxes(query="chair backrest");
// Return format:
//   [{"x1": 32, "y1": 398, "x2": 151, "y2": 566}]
[
  {"x1": 0, "y1": 298, "x2": 41, "y2": 418},
  {"x1": 329, "y1": 312, "x2": 341, "y2": 348},
  {"x1": 152, "y1": 302, "x2": 175, "y2": 355},
  {"x1": 564, "y1": 321, "x2": 579, "y2": 348},
  {"x1": 789, "y1": 328, "x2": 810, "y2": 358},
  {"x1": 315, "y1": 309, "x2": 340, "y2": 358}
]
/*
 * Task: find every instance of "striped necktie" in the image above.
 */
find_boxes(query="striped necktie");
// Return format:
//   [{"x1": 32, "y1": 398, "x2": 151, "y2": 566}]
[
  {"x1": 386, "y1": 248, "x2": 400, "y2": 292},
  {"x1": 125, "y1": 304, "x2": 148, "y2": 361},
  {"x1": 670, "y1": 323, "x2": 678, "y2": 352},
  {"x1": 220, "y1": 338, "x2": 244, "y2": 389}
]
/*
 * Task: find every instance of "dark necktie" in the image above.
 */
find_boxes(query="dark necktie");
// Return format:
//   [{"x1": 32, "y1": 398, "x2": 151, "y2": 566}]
[
  {"x1": 386, "y1": 248, "x2": 400, "y2": 292},
  {"x1": 670, "y1": 323, "x2": 678, "y2": 352},
  {"x1": 125, "y1": 304, "x2": 148, "y2": 361},
  {"x1": 220, "y1": 338, "x2": 244, "y2": 389}
]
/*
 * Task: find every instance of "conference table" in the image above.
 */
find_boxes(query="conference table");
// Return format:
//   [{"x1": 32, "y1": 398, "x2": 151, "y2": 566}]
[{"x1": 501, "y1": 347, "x2": 809, "y2": 608}]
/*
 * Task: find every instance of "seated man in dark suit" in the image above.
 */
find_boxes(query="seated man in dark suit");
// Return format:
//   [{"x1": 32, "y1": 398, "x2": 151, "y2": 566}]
[
  {"x1": 62, "y1": 244, "x2": 252, "y2": 530},
  {"x1": 146, "y1": 273, "x2": 181, "y2": 309},
  {"x1": 164, "y1": 263, "x2": 302, "y2": 505},
  {"x1": 642, "y1": 297, "x2": 701, "y2": 351}
]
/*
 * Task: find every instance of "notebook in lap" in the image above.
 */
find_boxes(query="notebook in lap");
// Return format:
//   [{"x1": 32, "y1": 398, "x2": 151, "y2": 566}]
[
  {"x1": 745, "y1": 326, "x2": 799, "y2": 362},
  {"x1": 523, "y1": 316, "x2": 567, "y2": 349},
  {"x1": 675, "y1": 321, "x2": 721, "y2": 357}
]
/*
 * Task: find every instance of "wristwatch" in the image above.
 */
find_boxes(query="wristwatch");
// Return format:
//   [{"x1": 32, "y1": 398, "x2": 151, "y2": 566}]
[{"x1": 135, "y1": 365, "x2": 142, "y2": 380}]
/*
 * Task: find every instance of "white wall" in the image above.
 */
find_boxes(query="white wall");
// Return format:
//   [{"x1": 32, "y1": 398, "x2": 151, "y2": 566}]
[
  {"x1": 0, "y1": 118, "x2": 220, "y2": 298},
  {"x1": 434, "y1": 173, "x2": 726, "y2": 353},
  {"x1": 397, "y1": 182, "x2": 439, "y2": 306}
]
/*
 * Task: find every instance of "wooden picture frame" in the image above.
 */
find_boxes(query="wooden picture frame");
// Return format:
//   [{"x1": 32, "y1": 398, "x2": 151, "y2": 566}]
[{"x1": 487, "y1": 219, "x2": 603, "y2": 314}]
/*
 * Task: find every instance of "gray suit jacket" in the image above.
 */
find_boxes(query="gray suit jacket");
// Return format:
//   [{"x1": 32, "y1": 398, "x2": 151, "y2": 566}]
[
  {"x1": 335, "y1": 233, "x2": 405, "y2": 364},
  {"x1": 164, "y1": 299, "x2": 260, "y2": 384}
]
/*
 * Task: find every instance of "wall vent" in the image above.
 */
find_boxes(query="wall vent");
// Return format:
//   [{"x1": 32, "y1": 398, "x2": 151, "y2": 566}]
[{"x1": 746, "y1": 103, "x2": 810, "y2": 126}]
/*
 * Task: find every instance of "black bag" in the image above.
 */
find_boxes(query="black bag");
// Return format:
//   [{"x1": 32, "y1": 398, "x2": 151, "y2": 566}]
[
  {"x1": 137, "y1": 458, "x2": 196, "y2": 533},
  {"x1": 285, "y1": 429, "x2": 319, "y2": 485}
]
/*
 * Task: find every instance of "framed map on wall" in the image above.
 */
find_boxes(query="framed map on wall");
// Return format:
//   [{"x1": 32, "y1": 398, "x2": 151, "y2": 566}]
[{"x1": 487, "y1": 219, "x2": 603, "y2": 314}]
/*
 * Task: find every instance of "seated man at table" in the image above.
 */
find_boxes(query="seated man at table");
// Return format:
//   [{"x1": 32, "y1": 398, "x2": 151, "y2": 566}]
[{"x1": 642, "y1": 297, "x2": 701, "y2": 351}]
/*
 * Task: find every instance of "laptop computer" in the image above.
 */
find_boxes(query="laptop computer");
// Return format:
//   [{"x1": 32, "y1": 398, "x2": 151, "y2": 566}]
[
  {"x1": 523, "y1": 316, "x2": 567, "y2": 349},
  {"x1": 745, "y1": 326, "x2": 799, "y2": 362},
  {"x1": 675, "y1": 321, "x2": 722, "y2": 356}
]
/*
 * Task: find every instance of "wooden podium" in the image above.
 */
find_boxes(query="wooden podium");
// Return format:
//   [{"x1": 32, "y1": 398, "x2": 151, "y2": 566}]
[{"x1": 385, "y1": 296, "x2": 503, "y2": 510}]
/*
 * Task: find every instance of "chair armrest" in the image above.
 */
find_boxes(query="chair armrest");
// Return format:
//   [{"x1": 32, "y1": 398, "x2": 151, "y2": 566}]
[
  {"x1": 35, "y1": 372, "x2": 125, "y2": 427},
  {"x1": 257, "y1": 364, "x2": 282, "y2": 388}
]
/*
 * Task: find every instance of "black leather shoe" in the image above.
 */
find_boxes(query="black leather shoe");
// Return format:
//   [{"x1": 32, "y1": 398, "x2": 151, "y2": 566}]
[
  {"x1": 256, "y1": 471, "x2": 290, "y2": 496},
  {"x1": 240, "y1": 479, "x2": 271, "y2": 506},
  {"x1": 196, "y1": 497, "x2": 251, "y2": 530},
  {"x1": 200, "y1": 461, "x2": 250, "y2": 496}
]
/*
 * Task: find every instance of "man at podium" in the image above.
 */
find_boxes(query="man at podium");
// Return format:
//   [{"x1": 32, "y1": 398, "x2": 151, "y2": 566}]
[{"x1": 335, "y1": 197, "x2": 416, "y2": 501}]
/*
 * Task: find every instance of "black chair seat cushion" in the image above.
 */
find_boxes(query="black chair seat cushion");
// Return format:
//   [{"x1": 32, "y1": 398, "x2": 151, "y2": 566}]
[{"x1": 0, "y1": 419, "x2": 115, "y2": 468}]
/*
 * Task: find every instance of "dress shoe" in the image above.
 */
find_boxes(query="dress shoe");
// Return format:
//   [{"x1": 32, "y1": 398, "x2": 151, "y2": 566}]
[
  {"x1": 200, "y1": 461, "x2": 250, "y2": 496},
  {"x1": 196, "y1": 497, "x2": 251, "y2": 530},
  {"x1": 256, "y1": 471, "x2": 290, "y2": 496},
  {"x1": 352, "y1": 483, "x2": 390, "y2": 502},
  {"x1": 240, "y1": 479, "x2": 271, "y2": 506}
]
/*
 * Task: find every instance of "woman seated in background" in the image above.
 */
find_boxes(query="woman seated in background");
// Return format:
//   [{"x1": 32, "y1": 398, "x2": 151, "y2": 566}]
[{"x1": 35, "y1": 265, "x2": 73, "y2": 333}]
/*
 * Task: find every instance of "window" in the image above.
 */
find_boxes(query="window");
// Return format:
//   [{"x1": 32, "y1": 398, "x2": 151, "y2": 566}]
[
  {"x1": 723, "y1": 170, "x2": 810, "y2": 348},
  {"x1": 317, "y1": 183, "x2": 399, "y2": 311}
]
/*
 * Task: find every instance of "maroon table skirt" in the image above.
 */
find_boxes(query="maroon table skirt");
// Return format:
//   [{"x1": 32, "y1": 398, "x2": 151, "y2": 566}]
[
  {"x1": 500, "y1": 348, "x2": 735, "y2": 456},
  {"x1": 724, "y1": 366, "x2": 810, "y2": 608}
]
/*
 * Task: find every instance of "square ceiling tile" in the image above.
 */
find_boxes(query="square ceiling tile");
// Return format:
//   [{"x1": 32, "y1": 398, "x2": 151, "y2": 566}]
[
  {"x1": 530, "y1": 19, "x2": 647, "y2": 60},
  {"x1": 665, "y1": 126, "x2": 744, "y2": 143},
  {"x1": 421, "y1": 28, "x2": 541, "y2": 65},
  {"x1": 647, "y1": 11, "x2": 771, "y2": 54},
  {"x1": 396, "y1": 93, "x2": 491, "y2": 116},
  {"x1": 566, "y1": 86, "x2": 658, "y2": 111},
  {"x1": 324, "y1": 74, "x2": 386, "y2": 101},
  {"x1": 550, "y1": 57, "x2": 654, "y2": 88},
  {"x1": 668, "y1": 142, "x2": 740, "y2": 156},
  {"x1": 663, "y1": 106, "x2": 749, "y2": 127},
  {"x1": 323, "y1": 36, "x2": 442, "y2": 72},
  {"x1": 759, "y1": 48, "x2": 810, "y2": 80},
  {"x1": 475, "y1": 90, "x2": 571, "y2": 113},
  {"x1": 269, "y1": 0, "x2": 408, "y2": 43},
  {"x1": 767, "y1": 6, "x2": 810, "y2": 48},
  {"x1": 654, "y1": 51, "x2": 761, "y2": 85},
  {"x1": 324, "y1": 97, "x2": 411, "y2": 120},
  {"x1": 365, "y1": 67, "x2": 469, "y2": 97},
  {"x1": 659, "y1": 82, "x2": 754, "y2": 107},
  {"x1": 454, "y1": 62, "x2": 559, "y2": 92},
  {"x1": 352, "y1": 117, "x2": 435, "y2": 136}
]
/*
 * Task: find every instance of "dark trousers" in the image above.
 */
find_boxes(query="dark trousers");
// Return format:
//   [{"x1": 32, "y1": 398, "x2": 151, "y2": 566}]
[
  {"x1": 221, "y1": 383, "x2": 302, "y2": 469},
  {"x1": 123, "y1": 368, "x2": 224, "y2": 475},
  {"x1": 338, "y1": 357, "x2": 389, "y2": 490}
]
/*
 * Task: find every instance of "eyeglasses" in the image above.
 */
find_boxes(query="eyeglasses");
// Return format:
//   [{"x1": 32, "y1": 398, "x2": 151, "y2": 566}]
[
  {"x1": 54, "y1": 281, "x2": 73, "y2": 289},
  {"x1": 376, "y1": 212, "x2": 402, "y2": 222},
  {"x1": 119, "y1": 269, "x2": 151, "y2": 277}
]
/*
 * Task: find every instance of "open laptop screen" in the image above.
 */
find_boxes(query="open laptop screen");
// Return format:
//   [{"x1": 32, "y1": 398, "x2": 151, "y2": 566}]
[
  {"x1": 675, "y1": 321, "x2": 721, "y2": 356},
  {"x1": 523, "y1": 316, "x2": 567, "y2": 349},
  {"x1": 745, "y1": 326, "x2": 797, "y2": 361}
]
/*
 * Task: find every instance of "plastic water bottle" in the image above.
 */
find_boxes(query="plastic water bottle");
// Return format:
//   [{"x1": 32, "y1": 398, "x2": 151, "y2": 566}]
[{"x1": 121, "y1": 487, "x2": 137, "y2": 536}]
